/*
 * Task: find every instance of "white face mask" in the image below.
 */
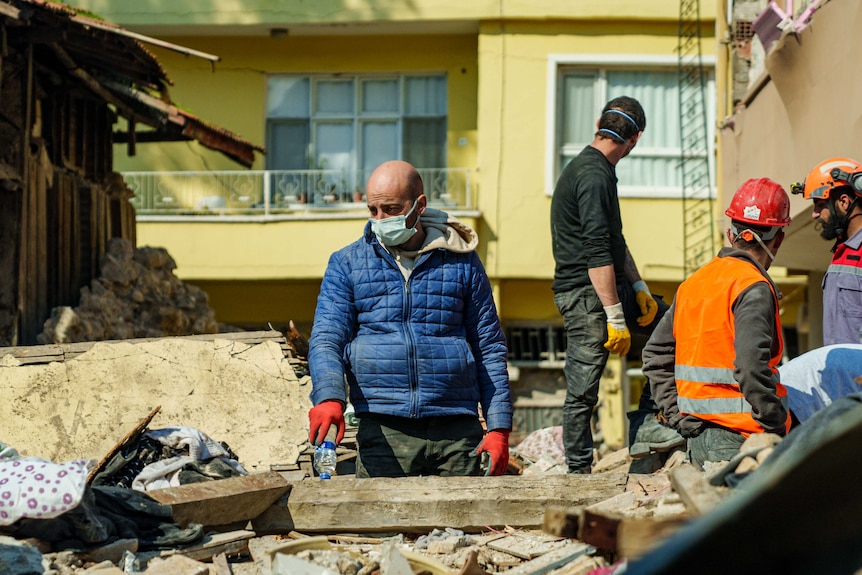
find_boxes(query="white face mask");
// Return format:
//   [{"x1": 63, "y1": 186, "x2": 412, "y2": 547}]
[{"x1": 369, "y1": 199, "x2": 419, "y2": 247}]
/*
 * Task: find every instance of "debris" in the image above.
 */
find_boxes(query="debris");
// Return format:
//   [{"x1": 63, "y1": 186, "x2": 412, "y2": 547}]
[
  {"x1": 485, "y1": 532, "x2": 567, "y2": 560},
  {"x1": 87, "y1": 406, "x2": 162, "y2": 484},
  {"x1": 253, "y1": 474, "x2": 628, "y2": 534},
  {"x1": 0, "y1": 331, "x2": 310, "y2": 473},
  {"x1": 145, "y1": 472, "x2": 290, "y2": 528},
  {"x1": 38, "y1": 238, "x2": 219, "y2": 344},
  {"x1": 143, "y1": 554, "x2": 211, "y2": 575},
  {"x1": 668, "y1": 464, "x2": 727, "y2": 515}
]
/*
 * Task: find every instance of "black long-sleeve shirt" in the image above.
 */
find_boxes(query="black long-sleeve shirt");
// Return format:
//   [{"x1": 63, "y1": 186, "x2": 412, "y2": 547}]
[{"x1": 550, "y1": 145, "x2": 627, "y2": 293}]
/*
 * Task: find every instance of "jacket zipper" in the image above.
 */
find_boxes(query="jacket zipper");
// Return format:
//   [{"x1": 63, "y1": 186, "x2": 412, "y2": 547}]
[{"x1": 378, "y1": 239, "x2": 425, "y2": 418}]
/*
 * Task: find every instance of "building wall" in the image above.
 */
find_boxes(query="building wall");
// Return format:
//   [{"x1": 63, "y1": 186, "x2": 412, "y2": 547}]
[
  {"x1": 63, "y1": 1, "x2": 691, "y2": 28},
  {"x1": 63, "y1": 1, "x2": 717, "y2": 330},
  {"x1": 123, "y1": 33, "x2": 479, "y2": 172},
  {"x1": 716, "y1": 0, "x2": 862, "y2": 350}
]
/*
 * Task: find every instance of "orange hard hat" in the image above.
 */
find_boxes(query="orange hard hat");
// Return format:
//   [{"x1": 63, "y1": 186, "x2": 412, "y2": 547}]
[
  {"x1": 790, "y1": 157, "x2": 862, "y2": 200},
  {"x1": 725, "y1": 177, "x2": 791, "y2": 227}
]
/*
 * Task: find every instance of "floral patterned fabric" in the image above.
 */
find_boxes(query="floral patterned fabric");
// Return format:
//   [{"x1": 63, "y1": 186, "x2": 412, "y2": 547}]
[{"x1": 0, "y1": 458, "x2": 91, "y2": 525}]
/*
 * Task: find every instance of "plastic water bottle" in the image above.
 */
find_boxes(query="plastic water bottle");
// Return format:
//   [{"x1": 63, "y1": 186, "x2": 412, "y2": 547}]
[{"x1": 313, "y1": 440, "x2": 337, "y2": 479}]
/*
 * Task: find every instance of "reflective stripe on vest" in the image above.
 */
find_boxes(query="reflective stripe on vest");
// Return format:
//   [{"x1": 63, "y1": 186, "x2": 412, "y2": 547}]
[
  {"x1": 828, "y1": 240, "x2": 862, "y2": 276},
  {"x1": 673, "y1": 256, "x2": 790, "y2": 437},
  {"x1": 675, "y1": 365, "x2": 789, "y2": 414}
]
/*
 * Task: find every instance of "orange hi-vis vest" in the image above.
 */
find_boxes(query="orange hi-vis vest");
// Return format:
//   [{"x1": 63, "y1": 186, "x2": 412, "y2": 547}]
[{"x1": 673, "y1": 256, "x2": 790, "y2": 437}]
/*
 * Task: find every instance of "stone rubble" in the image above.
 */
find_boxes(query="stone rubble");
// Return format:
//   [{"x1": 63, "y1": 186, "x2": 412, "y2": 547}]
[{"x1": 38, "y1": 238, "x2": 219, "y2": 344}]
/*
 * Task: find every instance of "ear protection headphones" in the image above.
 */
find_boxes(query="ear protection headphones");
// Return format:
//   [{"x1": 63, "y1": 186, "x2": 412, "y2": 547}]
[{"x1": 829, "y1": 168, "x2": 862, "y2": 194}]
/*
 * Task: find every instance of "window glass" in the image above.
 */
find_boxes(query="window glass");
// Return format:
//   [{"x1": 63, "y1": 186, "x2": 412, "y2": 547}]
[
  {"x1": 362, "y1": 80, "x2": 399, "y2": 114},
  {"x1": 561, "y1": 73, "x2": 595, "y2": 145},
  {"x1": 362, "y1": 121, "x2": 398, "y2": 173},
  {"x1": 315, "y1": 122, "x2": 354, "y2": 171},
  {"x1": 316, "y1": 80, "x2": 355, "y2": 115},
  {"x1": 404, "y1": 118, "x2": 446, "y2": 168},
  {"x1": 266, "y1": 74, "x2": 447, "y2": 177},
  {"x1": 266, "y1": 121, "x2": 309, "y2": 170},
  {"x1": 557, "y1": 66, "x2": 714, "y2": 196},
  {"x1": 405, "y1": 76, "x2": 446, "y2": 115},
  {"x1": 267, "y1": 77, "x2": 309, "y2": 118}
]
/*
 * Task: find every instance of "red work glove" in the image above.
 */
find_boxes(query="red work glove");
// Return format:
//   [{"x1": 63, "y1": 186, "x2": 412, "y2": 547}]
[
  {"x1": 474, "y1": 429, "x2": 510, "y2": 476},
  {"x1": 308, "y1": 400, "x2": 345, "y2": 445}
]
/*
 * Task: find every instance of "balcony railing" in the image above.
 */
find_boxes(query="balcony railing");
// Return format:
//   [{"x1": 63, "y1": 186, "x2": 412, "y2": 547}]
[{"x1": 124, "y1": 168, "x2": 476, "y2": 217}]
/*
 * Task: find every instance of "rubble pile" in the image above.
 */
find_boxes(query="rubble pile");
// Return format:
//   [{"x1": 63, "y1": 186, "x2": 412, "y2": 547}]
[{"x1": 38, "y1": 238, "x2": 218, "y2": 344}]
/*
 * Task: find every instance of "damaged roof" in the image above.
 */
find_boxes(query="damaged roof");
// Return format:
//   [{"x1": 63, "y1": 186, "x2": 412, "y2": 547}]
[{"x1": 0, "y1": 0, "x2": 265, "y2": 167}]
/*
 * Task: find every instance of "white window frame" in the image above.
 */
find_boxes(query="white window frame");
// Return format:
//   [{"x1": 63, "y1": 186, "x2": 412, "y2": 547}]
[{"x1": 544, "y1": 54, "x2": 717, "y2": 198}]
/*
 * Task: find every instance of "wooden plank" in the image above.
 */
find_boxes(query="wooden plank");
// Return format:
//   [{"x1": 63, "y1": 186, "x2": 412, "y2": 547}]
[
  {"x1": 668, "y1": 464, "x2": 725, "y2": 515},
  {"x1": 544, "y1": 492, "x2": 638, "y2": 549},
  {"x1": 212, "y1": 552, "x2": 232, "y2": 575},
  {"x1": 499, "y1": 542, "x2": 595, "y2": 575},
  {"x1": 542, "y1": 506, "x2": 580, "y2": 539},
  {"x1": 87, "y1": 405, "x2": 160, "y2": 484},
  {"x1": 577, "y1": 508, "x2": 620, "y2": 552},
  {"x1": 0, "y1": 330, "x2": 290, "y2": 365},
  {"x1": 35, "y1": 144, "x2": 47, "y2": 337},
  {"x1": 0, "y1": 344, "x2": 63, "y2": 358},
  {"x1": 253, "y1": 473, "x2": 628, "y2": 534},
  {"x1": 144, "y1": 530, "x2": 255, "y2": 564},
  {"x1": 486, "y1": 533, "x2": 566, "y2": 560},
  {"x1": 147, "y1": 471, "x2": 290, "y2": 528},
  {"x1": 616, "y1": 516, "x2": 687, "y2": 559}
]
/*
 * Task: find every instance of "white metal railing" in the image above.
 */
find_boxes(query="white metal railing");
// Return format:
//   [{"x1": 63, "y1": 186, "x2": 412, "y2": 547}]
[{"x1": 124, "y1": 168, "x2": 475, "y2": 217}]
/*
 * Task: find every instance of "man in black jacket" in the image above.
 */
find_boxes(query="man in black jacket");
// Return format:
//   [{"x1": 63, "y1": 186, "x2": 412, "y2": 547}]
[{"x1": 550, "y1": 96, "x2": 673, "y2": 474}]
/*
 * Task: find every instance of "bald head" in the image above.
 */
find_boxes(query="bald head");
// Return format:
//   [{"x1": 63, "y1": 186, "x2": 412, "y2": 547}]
[
  {"x1": 367, "y1": 160, "x2": 424, "y2": 202},
  {"x1": 365, "y1": 160, "x2": 427, "y2": 248}
]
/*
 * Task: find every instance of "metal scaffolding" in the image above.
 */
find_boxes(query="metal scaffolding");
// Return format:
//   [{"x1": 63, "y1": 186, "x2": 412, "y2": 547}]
[{"x1": 678, "y1": 0, "x2": 716, "y2": 276}]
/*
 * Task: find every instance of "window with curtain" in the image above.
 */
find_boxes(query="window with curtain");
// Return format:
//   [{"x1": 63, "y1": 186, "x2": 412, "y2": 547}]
[
  {"x1": 266, "y1": 74, "x2": 447, "y2": 183},
  {"x1": 556, "y1": 67, "x2": 715, "y2": 198}
]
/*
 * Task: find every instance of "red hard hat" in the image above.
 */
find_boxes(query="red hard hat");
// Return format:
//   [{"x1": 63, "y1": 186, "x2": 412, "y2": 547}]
[{"x1": 725, "y1": 177, "x2": 791, "y2": 227}]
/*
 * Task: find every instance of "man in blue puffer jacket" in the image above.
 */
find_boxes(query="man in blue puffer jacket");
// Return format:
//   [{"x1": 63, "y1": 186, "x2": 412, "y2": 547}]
[{"x1": 307, "y1": 160, "x2": 513, "y2": 477}]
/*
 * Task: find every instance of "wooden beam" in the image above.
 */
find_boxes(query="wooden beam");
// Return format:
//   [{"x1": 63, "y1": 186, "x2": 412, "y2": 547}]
[
  {"x1": 48, "y1": 43, "x2": 153, "y2": 129},
  {"x1": 114, "y1": 130, "x2": 192, "y2": 144},
  {"x1": 0, "y1": 330, "x2": 290, "y2": 364},
  {"x1": 253, "y1": 473, "x2": 628, "y2": 534},
  {"x1": 88, "y1": 405, "x2": 161, "y2": 484},
  {"x1": 617, "y1": 516, "x2": 687, "y2": 559},
  {"x1": 139, "y1": 530, "x2": 255, "y2": 565},
  {"x1": 146, "y1": 472, "x2": 290, "y2": 528}
]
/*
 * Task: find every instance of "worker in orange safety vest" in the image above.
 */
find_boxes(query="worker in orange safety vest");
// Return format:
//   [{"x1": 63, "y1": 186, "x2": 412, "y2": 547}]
[{"x1": 641, "y1": 178, "x2": 793, "y2": 469}]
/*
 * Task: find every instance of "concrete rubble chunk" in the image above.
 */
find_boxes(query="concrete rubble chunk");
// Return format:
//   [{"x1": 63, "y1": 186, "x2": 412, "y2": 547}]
[
  {"x1": 0, "y1": 537, "x2": 44, "y2": 575},
  {"x1": 143, "y1": 554, "x2": 211, "y2": 575}
]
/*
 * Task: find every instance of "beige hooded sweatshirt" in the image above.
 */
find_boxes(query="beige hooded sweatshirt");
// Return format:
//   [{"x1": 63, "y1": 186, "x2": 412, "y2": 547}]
[{"x1": 384, "y1": 207, "x2": 478, "y2": 280}]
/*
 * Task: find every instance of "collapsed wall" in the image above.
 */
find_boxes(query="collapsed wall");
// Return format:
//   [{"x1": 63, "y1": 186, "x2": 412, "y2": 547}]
[
  {"x1": 38, "y1": 237, "x2": 218, "y2": 344},
  {"x1": 0, "y1": 332, "x2": 311, "y2": 471}
]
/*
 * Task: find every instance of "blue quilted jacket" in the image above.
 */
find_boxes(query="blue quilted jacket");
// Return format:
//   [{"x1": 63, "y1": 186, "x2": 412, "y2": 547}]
[{"x1": 308, "y1": 221, "x2": 513, "y2": 431}]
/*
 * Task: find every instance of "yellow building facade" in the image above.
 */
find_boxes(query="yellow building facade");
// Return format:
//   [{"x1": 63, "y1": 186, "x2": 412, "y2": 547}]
[
  {"x1": 65, "y1": 0, "x2": 719, "y2": 444},
  {"x1": 65, "y1": 0, "x2": 715, "y2": 322}
]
